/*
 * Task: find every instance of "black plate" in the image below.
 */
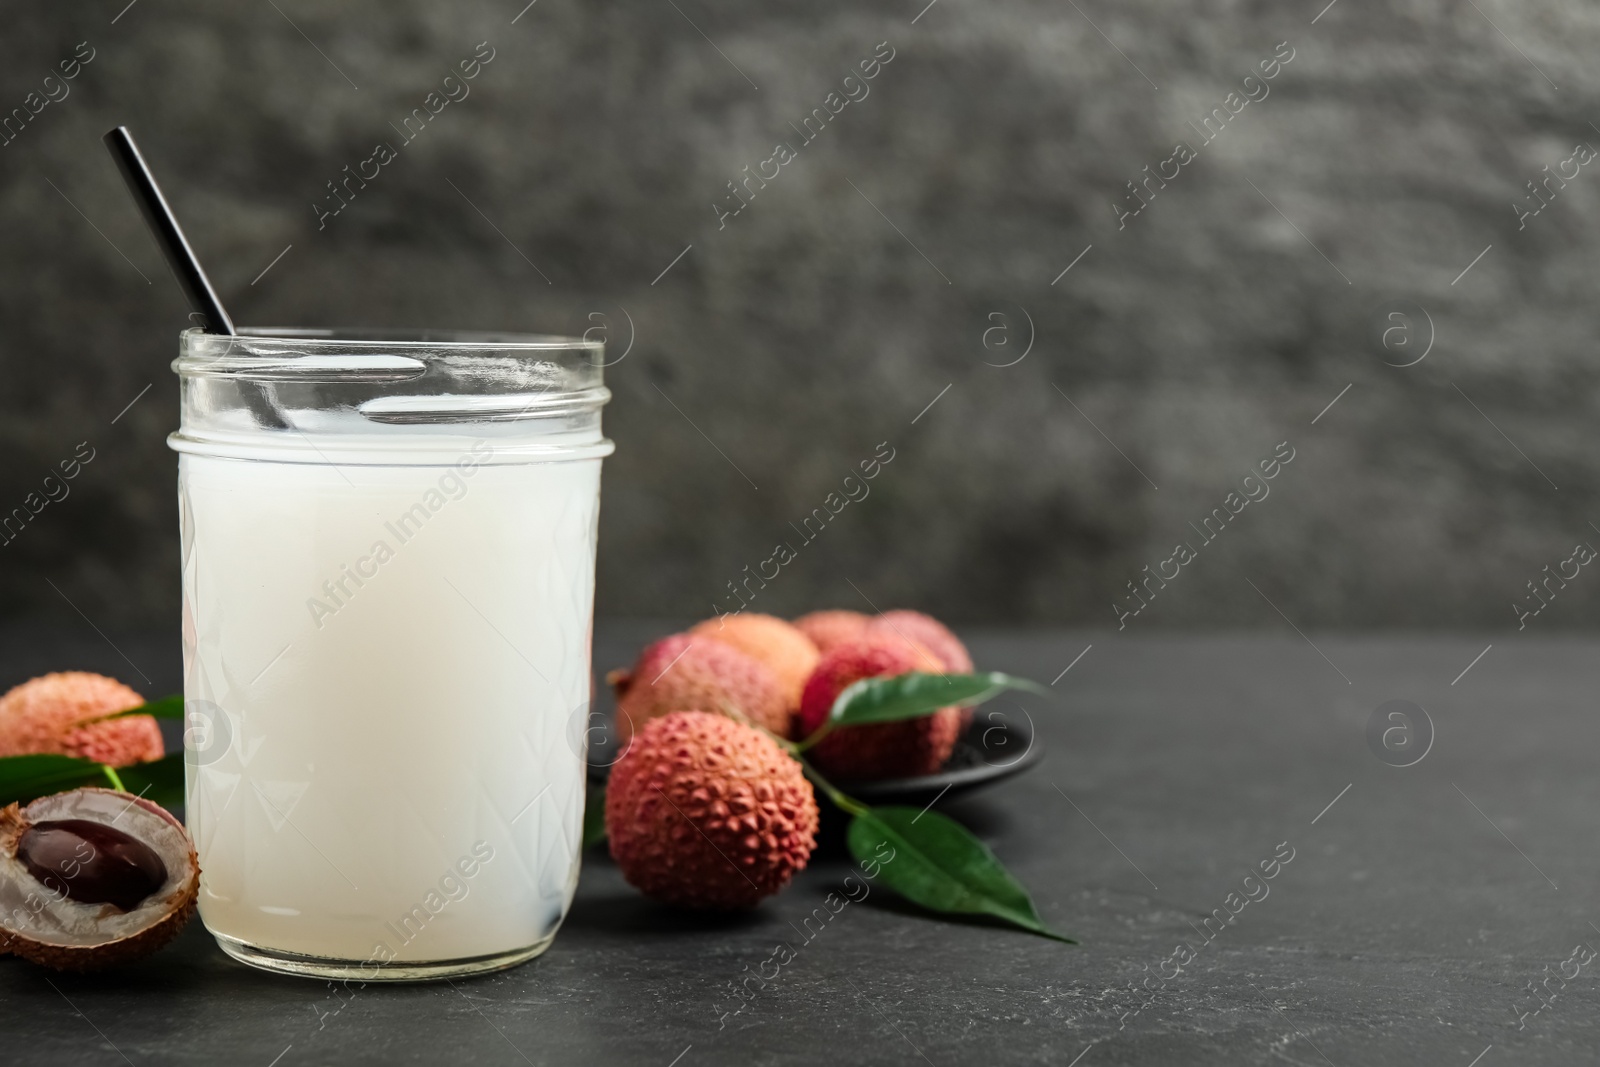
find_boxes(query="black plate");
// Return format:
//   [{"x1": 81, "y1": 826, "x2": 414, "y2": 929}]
[{"x1": 585, "y1": 706, "x2": 1042, "y2": 808}]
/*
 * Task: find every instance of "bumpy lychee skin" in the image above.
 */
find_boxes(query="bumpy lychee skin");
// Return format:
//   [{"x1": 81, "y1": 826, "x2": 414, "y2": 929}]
[
  {"x1": 792, "y1": 610, "x2": 870, "y2": 656},
  {"x1": 606, "y1": 711, "x2": 818, "y2": 909},
  {"x1": 690, "y1": 613, "x2": 819, "y2": 714},
  {"x1": 0, "y1": 673, "x2": 162, "y2": 767},
  {"x1": 798, "y1": 636, "x2": 962, "y2": 781},
  {"x1": 612, "y1": 635, "x2": 789, "y2": 745},
  {"x1": 866, "y1": 610, "x2": 973, "y2": 673}
]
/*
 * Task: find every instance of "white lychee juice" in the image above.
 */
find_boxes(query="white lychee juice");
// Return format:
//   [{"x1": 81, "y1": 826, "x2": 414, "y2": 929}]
[{"x1": 170, "y1": 329, "x2": 612, "y2": 980}]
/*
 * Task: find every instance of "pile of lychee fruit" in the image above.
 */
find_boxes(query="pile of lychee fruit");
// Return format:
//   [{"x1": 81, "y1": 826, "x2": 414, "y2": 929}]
[{"x1": 604, "y1": 609, "x2": 973, "y2": 911}]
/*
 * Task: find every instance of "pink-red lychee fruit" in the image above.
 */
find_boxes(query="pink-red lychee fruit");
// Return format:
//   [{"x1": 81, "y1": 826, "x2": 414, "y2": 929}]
[
  {"x1": 689, "y1": 613, "x2": 819, "y2": 715},
  {"x1": 606, "y1": 711, "x2": 819, "y2": 909},
  {"x1": 865, "y1": 610, "x2": 976, "y2": 729},
  {"x1": 797, "y1": 637, "x2": 962, "y2": 781},
  {"x1": 610, "y1": 634, "x2": 789, "y2": 745},
  {"x1": 865, "y1": 610, "x2": 973, "y2": 673},
  {"x1": 0, "y1": 673, "x2": 162, "y2": 767},
  {"x1": 792, "y1": 610, "x2": 870, "y2": 656}
]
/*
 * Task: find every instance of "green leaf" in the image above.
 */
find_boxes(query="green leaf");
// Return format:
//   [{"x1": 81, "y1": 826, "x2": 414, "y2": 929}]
[
  {"x1": 847, "y1": 805, "x2": 1074, "y2": 943},
  {"x1": 0, "y1": 754, "x2": 107, "y2": 806},
  {"x1": 117, "y1": 753, "x2": 187, "y2": 810},
  {"x1": 0, "y1": 752, "x2": 187, "y2": 810},
  {"x1": 583, "y1": 785, "x2": 608, "y2": 848},
  {"x1": 98, "y1": 694, "x2": 184, "y2": 721},
  {"x1": 830, "y1": 672, "x2": 1047, "y2": 729}
]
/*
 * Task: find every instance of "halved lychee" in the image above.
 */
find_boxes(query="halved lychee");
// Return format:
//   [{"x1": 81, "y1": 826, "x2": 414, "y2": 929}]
[{"x1": 0, "y1": 788, "x2": 198, "y2": 970}]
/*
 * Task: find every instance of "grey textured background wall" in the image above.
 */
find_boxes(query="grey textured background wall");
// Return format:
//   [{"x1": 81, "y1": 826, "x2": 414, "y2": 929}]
[{"x1": 1, "y1": 0, "x2": 1596, "y2": 630}]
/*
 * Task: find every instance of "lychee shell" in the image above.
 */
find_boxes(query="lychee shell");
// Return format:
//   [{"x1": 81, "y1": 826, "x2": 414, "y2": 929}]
[{"x1": 606, "y1": 711, "x2": 818, "y2": 909}]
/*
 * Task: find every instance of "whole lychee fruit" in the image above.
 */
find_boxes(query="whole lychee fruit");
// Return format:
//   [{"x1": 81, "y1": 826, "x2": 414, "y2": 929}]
[
  {"x1": 611, "y1": 635, "x2": 789, "y2": 745},
  {"x1": 689, "y1": 613, "x2": 819, "y2": 713},
  {"x1": 797, "y1": 636, "x2": 962, "y2": 781},
  {"x1": 864, "y1": 610, "x2": 976, "y2": 730},
  {"x1": 606, "y1": 711, "x2": 818, "y2": 909},
  {"x1": 0, "y1": 787, "x2": 199, "y2": 970},
  {"x1": 866, "y1": 610, "x2": 973, "y2": 673},
  {"x1": 793, "y1": 610, "x2": 870, "y2": 655},
  {"x1": 0, "y1": 673, "x2": 162, "y2": 766}
]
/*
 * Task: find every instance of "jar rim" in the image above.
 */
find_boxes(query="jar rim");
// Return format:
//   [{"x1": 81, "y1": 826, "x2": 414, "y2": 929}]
[
  {"x1": 172, "y1": 326, "x2": 613, "y2": 457},
  {"x1": 182, "y1": 326, "x2": 603, "y2": 353}
]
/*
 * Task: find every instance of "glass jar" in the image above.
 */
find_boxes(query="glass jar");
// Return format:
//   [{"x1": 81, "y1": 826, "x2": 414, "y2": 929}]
[{"x1": 169, "y1": 328, "x2": 612, "y2": 981}]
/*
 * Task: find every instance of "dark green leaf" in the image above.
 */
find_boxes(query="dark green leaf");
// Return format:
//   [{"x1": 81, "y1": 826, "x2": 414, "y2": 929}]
[
  {"x1": 847, "y1": 805, "x2": 1074, "y2": 943},
  {"x1": 583, "y1": 785, "x2": 608, "y2": 848},
  {"x1": 0, "y1": 754, "x2": 108, "y2": 806},
  {"x1": 99, "y1": 694, "x2": 184, "y2": 721},
  {"x1": 830, "y1": 672, "x2": 1048, "y2": 728},
  {"x1": 0, "y1": 753, "x2": 186, "y2": 810},
  {"x1": 117, "y1": 754, "x2": 187, "y2": 810}
]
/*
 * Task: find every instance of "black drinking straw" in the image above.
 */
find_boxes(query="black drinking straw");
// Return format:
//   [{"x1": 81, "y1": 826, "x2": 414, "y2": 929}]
[
  {"x1": 103, "y1": 126, "x2": 287, "y2": 428},
  {"x1": 103, "y1": 126, "x2": 235, "y2": 335}
]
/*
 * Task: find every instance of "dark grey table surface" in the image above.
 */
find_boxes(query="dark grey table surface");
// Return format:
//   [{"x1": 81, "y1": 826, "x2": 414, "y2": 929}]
[{"x1": 1, "y1": 625, "x2": 1595, "y2": 1066}]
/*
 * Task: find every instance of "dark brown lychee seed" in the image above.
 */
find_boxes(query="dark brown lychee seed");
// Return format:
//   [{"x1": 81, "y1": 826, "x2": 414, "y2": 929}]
[{"x1": 18, "y1": 819, "x2": 167, "y2": 913}]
